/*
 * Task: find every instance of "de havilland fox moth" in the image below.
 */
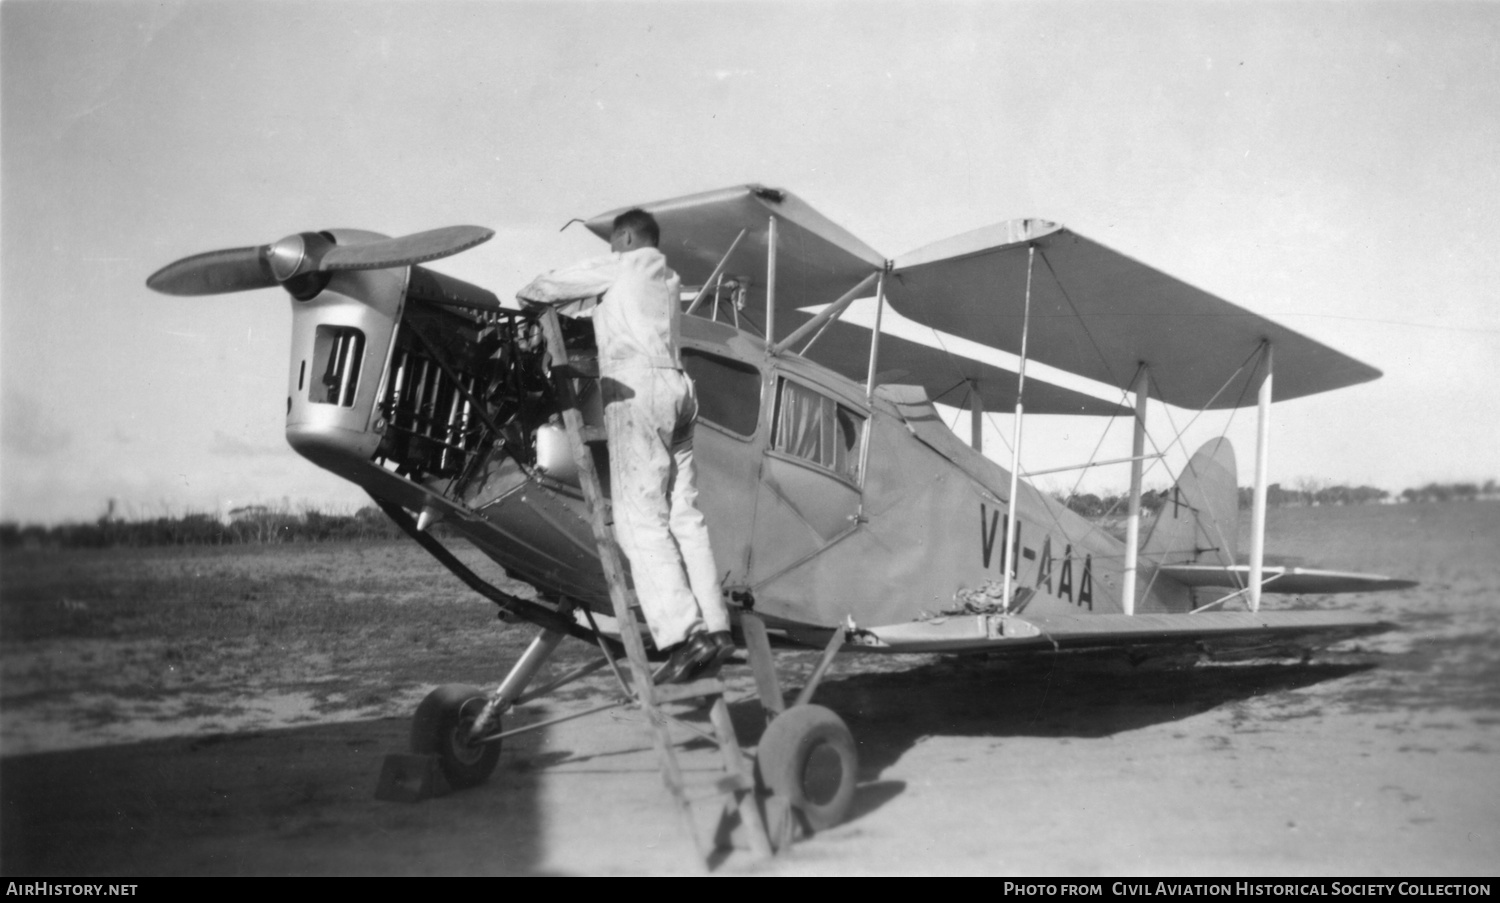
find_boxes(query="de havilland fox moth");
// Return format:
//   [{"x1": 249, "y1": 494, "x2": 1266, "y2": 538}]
[{"x1": 147, "y1": 184, "x2": 1413, "y2": 842}]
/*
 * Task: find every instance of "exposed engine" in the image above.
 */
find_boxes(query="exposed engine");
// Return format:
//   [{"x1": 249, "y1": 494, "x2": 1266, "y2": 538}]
[{"x1": 372, "y1": 281, "x2": 597, "y2": 494}]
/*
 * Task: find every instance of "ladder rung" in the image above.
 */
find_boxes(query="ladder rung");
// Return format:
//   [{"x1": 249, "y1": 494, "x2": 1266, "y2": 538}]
[{"x1": 651, "y1": 677, "x2": 727, "y2": 704}]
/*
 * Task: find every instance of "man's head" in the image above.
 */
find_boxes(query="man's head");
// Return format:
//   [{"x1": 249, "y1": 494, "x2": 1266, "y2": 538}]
[{"x1": 610, "y1": 209, "x2": 660, "y2": 253}]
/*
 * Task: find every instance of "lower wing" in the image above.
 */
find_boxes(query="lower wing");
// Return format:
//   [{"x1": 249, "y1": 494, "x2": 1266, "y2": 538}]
[{"x1": 836, "y1": 610, "x2": 1391, "y2": 656}]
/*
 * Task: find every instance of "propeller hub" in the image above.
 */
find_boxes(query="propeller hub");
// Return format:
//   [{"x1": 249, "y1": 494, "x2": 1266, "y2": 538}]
[
  {"x1": 266, "y1": 234, "x2": 307, "y2": 281},
  {"x1": 266, "y1": 233, "x2": 336, "y2": 282}
]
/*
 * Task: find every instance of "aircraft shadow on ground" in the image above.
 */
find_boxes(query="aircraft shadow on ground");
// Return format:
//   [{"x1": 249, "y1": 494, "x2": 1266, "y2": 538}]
[
  {"x1": 0, "y1": 657, "x2": 1375, "y2": 874},
  {"x1": 718, "y1": 654, "x2": 1376, "y2": 825},
  {"x1": 0, "y1": 714, "x2": 556, "y2": 877}
]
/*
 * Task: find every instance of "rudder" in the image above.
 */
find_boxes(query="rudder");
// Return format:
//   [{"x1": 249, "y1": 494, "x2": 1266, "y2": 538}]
[{"x1": 1141, "y1": 438, "x2": 1239, "y2": 569}]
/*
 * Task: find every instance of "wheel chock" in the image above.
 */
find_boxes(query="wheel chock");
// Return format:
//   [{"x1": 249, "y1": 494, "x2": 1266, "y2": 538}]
[
  {"x1": 711, "y1": 795, "x2": 803, "y2": 852},
  {"x1": 763, "y1": 795, "x2": 803, "y2": 851},
  {"x1": 375, "y1": 752, "x2": 452, "y2": 803}
]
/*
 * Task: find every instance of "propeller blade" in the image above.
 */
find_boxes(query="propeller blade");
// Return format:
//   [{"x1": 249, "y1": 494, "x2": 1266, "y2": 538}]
[
  {"x1": 145, "y1": 225, "x2": 494, "y2": 297},
  {"x1": 319, "y1": 225, "x2": 495, "y2": 272},
  {"x1": 145, "y1": 246, "x2": 274, "y2": 296}
]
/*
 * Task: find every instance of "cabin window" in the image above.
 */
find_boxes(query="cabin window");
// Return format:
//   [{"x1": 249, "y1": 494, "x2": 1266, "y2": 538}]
[
  {"x1": 682, "y1": 348, "x2": 761, "y2": 438},
  {"x1": 310, "y1": 325, "x2": 365, "y2": 407},
  {"x1": 772, "y1": 378, "x2": 866, "y2": 482}
]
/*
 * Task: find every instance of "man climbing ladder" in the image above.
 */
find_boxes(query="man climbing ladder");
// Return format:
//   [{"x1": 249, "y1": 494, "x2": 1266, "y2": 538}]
[{"x1": 518, "y1": 208, "x2": 733, "y2": 683}]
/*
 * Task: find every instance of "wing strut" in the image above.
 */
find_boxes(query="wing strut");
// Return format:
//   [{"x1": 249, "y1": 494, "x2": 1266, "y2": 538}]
[
  {"x1": 685, "y1": 228, "x2": 747, "y2": 316},
  {"x1": 856, "y1": 272, "x2": 887, "y2": 506},
  {"x1": 1121, "y1": 366, "x2": 1151, "y2": 616},
  {"x1": 771, "y1": 271, "x2": 879, "y2": 355},
  {"x1": 1001, "y1": 247, "x2": 1036, "y2": 611},
  {"x1": 1249, "y1": 343, "x2": 1273, "y2": 611},
  {"x1": 969, "y1": 380, "x2": 983, "y2": 452},
  {"x1": 864, "y1": 271, "x2": 887, "y2": 404},
  {"x1": 764, "y1": 216, "x2": 779, "y2": 349}
]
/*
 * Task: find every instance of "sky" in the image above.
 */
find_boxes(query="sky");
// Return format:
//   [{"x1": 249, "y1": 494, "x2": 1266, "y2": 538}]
[{"x1": 2, "y1": 0, "x2": 1497, "y2": 524}]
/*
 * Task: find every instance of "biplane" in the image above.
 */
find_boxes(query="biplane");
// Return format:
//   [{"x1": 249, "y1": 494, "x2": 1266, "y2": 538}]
[{"x1": 146, "y1": 184, "x2": 1412, "y2": 845}]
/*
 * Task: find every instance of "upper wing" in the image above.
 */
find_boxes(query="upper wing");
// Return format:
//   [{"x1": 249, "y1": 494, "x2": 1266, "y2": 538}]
[
  {"x1": 887, "y1": 220, "x2": 1382, "y2": 409},
  {"x1": 587, "y1": 185, "x2": 1126, "y2": 416},
  {"x1": 586, "y1": 184, "x2": 883, "y2": 329}
]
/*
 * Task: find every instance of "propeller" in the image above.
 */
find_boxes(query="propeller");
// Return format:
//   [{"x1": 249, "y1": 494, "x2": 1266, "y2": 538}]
[{"x1": 145, "y1": 225, "x2": 495, "y2": 297}]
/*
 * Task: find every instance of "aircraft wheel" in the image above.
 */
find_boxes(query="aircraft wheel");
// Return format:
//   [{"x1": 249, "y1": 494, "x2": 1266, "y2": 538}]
[
  {"x1": 755, "y1": 704, "x2": 858, "y2": 832},
  {"x1": 411, "y1": 684, "x2": 500, "y2": 789}
]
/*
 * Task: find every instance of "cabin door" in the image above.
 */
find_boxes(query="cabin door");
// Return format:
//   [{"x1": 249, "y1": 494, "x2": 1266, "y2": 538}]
[{"x1": 748, "y1": 377, "x2": 866, "y2": 584}]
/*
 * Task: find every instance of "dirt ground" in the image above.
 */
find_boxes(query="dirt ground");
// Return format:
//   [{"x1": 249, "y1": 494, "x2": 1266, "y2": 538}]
[{"x1": 2, "y1": 502, "x2": 1497, "y2": 876}]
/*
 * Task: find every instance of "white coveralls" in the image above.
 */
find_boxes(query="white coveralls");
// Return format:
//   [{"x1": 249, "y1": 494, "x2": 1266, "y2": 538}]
[{"x1": 517, "y1": 248, "x2": 730, "y2": 649}]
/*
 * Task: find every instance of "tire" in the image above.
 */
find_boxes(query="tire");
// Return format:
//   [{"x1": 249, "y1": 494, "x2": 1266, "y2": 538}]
[
  {"x1": 411, "y1": 684, "x2": 501, "y2": 789},
  {"x1": 755, "y1": 705, "x2": 858, "y2": 832}
]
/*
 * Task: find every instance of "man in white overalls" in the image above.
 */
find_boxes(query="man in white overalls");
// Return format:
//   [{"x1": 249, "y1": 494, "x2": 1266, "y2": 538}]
[{"x1": 518, "y1": 209, "x2": 733, "y2": 683}]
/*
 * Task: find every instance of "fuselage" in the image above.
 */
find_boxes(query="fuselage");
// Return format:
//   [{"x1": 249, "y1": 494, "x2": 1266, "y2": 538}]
[{"x1": 281, "y1": 238, "x2": 1189, "y2": 645}]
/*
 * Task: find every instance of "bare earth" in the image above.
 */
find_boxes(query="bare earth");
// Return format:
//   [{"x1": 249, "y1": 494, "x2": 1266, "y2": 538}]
[{"x1": 2, "y1": 503, "x2": 1497, "y2": 876}]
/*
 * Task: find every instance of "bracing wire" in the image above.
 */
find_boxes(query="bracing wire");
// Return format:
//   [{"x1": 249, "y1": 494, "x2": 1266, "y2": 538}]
[
  {"x1": 1136, "y1": 344, "x2": 1262, "y2": 489},
  {"x1": 1076, "y1": 347, "x2": 1260, "y2": 581},
  {"x1": 1135, "y1": 344, "x2": 1269, "y2": 606},
  {"x1": 870, "y1": 248, "x2": 1273, "y2": 587},
  {"x1": 992, "y1": 256, "x2": 1138, "y2": 565},
  {"x1": 991, "y1": 254, "x2": 1145, "y2": 564},
  {"x1": 1038, "y1": 250, "x2": 1126, "y2": 392},
  {"x1": 929, "y1": 376, "x2": 972, "y2": 405},
  {"x1": 1062, "y1": 376, "x2": 1138, "y2": 504},
  {"x1": 949, "y1": 381, "x2": 973, "y2": 434},
  {"x1": 926, "y1": 330, "x2": 1017, "y2": 458}
]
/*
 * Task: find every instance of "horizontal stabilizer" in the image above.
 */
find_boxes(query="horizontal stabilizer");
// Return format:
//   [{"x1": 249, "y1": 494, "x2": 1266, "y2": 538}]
[
  {"x1": 853, "y1": 610, "x2": 1391, "y2": 656},
  {"x1": 1158, "y1": 564, "x2": 1418, "y2": 595}
]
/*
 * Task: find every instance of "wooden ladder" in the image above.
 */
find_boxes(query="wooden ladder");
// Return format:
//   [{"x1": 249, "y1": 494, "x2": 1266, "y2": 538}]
[{"x1": 536, "y1": 308, "x2": 775, "y2": 863}]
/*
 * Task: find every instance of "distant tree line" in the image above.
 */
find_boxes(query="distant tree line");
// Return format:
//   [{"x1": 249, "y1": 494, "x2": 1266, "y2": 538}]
[
  {"x1": 1235, "y1": 482, "x2": 1392, "y2": 509},
  {"x1": 1238, "y1": 478, "x2": 1497, "y2": 508},
  {"x1": 1396, "y1": 480, "x2": 1496, "y2": 504},
  {"x1": 1057, "y1": 478, "x2": 1496, "y2": 519},
  {"x1": 0, "y1": 505, "x2": 410, "y2": 550},
  {"x1": 1056, "y1": 490, "x2": 1169, "y2": 520}
]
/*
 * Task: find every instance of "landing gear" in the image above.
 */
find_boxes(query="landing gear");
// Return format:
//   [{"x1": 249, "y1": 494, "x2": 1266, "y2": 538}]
[
  {"x1": 755, "y1": 704, "x2": 858, "y2": 832},
  {"x1": 399, "y1": 627, "x2": 619, "y2": 796},
  {"x1": 392, "y1": 609, "x2": 859, "y2": 861},
  {"x1": 411, "y1": 684, "x2": 501, "y2": 789}
]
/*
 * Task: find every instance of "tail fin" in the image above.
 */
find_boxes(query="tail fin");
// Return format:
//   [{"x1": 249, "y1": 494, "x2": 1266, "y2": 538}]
[{"x1": 1141, "y1": 438, "x2": 1239, "y2": 568}]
